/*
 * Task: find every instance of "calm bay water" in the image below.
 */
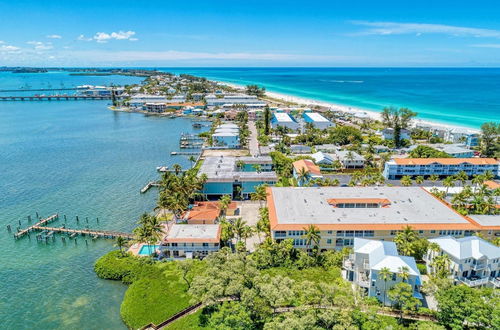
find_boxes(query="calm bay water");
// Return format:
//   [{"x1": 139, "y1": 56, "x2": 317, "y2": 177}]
[
  {"x1": 0, "y1": 72, "x2": 201, "y2": 329},
  {"x1": 166, "y1": 67, "x2": 500, "y2": 129}
]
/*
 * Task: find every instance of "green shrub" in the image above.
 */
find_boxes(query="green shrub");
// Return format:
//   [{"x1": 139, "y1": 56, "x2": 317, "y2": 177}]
[{"x1": 417, "y1": 263, "x2": 427, "y2": 275}]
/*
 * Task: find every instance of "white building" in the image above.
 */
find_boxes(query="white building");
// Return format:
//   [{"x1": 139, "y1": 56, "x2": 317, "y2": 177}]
[
  {"x1": 128, "y1": 94, "x2": 186, "y2": 108},
  {"x1": 161, "y1": 224, "x2": 221, "y2": 259},
  {"x1": 383, "y1": 158, "x2": 499, "y2": 179},
  {"x1": 205, "y1": 94, "x2": 266, "y2": 108},
  {"x1": 334, "y1": 150, "x2": 365, "y2": 168},
  {"x1": 425, "y1": 236, "x2": 500, "y2": 288},
  {"x1": 381, "y1": 128, "x2": 411, "y2": 141},
  {"x1": 344, "y1": 238, "x2": 422, "y2": 305},
  {"x1": 303, "y1": 112, "x2": 335, "y2": 130},
  {"x1": 444, "y1": 128, "x2": 473, "y2": 143},
  {"x1": 311, "y1": 151, "x2": 335, "y2": 165},
  {"x1": 271, "y1": 112, "x2": 300, "y2": 130},
  {"x1": 433, "y1": 144, "x2": 475, "y2": 158}
]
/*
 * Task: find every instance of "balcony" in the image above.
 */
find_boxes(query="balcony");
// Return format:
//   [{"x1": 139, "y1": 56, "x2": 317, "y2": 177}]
[
  {"x1": 163, "y1": 245, "x2": 219, "y2": 252},
  {"x1": 491, "y1": 277, "x2": 500, "y2": 288},
  {"x1": 343, "y1": 255, "x2": 355, "y2": 271},
  {"x1": 357, "y1": 275, "x2": 370, "y2": 288},
  {"x1": 458, "y1": 277, "x2": 489, "y2": 287},
  {"x1": 470, "y1": 261, "x2": 487, "y2": 270}
]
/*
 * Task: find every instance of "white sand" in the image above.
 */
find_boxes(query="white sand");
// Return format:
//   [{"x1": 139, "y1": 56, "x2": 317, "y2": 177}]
[{"x1": 218, "y1": 81, "x2": 479, "y2": 134}]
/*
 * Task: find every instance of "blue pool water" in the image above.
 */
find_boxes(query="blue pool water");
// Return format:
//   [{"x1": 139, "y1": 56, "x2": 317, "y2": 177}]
[{"x1": 138, "y1": 245, "x2": 161, "y2": 256}]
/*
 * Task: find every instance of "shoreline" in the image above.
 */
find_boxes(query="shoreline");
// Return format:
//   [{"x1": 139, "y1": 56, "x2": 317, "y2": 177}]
[{"x1": 216, "y1": 80, "x2": 480, "y2": 134}]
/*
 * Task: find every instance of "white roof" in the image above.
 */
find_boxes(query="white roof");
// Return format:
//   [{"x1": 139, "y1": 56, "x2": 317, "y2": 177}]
[
  {"x1": 312, "y1": 151, "x2": 334, "y2": 164},
  {"x1": 304, "y1": 112, "x2": 330, "y2": 123},
  {"x1": 429, "y1": 236, "x2": 500, "y2": 260},
  {"x1": 213, "y1": 132, "x2": 239, "y2": 137},
  {"x1": 469, "y1": 215, "x2": 500, "y2": 227},
  {"x1": 273, "y1": 112, "x2": 295, "y2": 123},
  {"x1": 218, "y1": 123, "x2": 239, "y2": 129},
  {"x1": 166, "y1": 224, "x2": 219, "y2": 240}
]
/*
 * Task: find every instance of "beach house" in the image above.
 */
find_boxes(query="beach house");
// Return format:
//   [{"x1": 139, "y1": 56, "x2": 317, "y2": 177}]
[
  {"x1": 383, "y1": 158, "x2": 499, "y2": 179},
  {"x1": 425, "y1": 236, "x2": 500, "y2": 288},
  {"x1": 266, "y1": 186, "x2": 500, "y2": 250},
  {"x1": 271, "y1": 112, "x2": 300, "y2": 131},
  {"x1": 199, "y1": 156, "x2": 277, "y2": 199},
  {"x1": 161, "y1": 223, "x2": 221, "y2": 259},
  {"x1": 303, "y1": 112, "x2": 335, "y2": 130},
  {"x1": 212, "y1": 123, "x2": 240, "y2": 148},
  {"x1": 444, "y1": 128, "x2": 472, "y2": 143},
  {"x1": 432, "y1": 144, "x2": 475, "y2": 158},
  {"x1": 334, "y1": 150, "x2": 365, "y2": 169},
  {"x1": 381, "y1": 128, "x2": 411, "y2": 141},
  {"x1": 344, "y1": 238, "x2": 422, "y2": 305},
  {"x1": 292, "y1": 159, "x2": 323, "y2": 186}
]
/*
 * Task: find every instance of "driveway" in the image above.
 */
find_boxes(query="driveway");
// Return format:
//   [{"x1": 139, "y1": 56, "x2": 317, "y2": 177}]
[{"x1": 248, "y1": 121, "x2": 259, "y2": 156}]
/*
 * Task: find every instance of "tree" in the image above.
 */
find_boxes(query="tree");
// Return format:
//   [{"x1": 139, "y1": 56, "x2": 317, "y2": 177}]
[
  {"x1": 409, "y1": 145, "x2": 451, "y2": 158},
  {"x1": 178, "y1": 259, "x2": 194, "y2": 290},
  {"x1": 387, "y1": 282, "x2": 422, "y2": 321},
  {"x1": 381, "y1": 107, "x2": 417, "y2": 148},
  {"x1": 328, "y1": 126, "x2": 363, "y2": 145},
  {"x1": 397, "y1": 266, "x2": 410, "y2": 283},
  {"x1": 246, "y1": 84, "x2": 266, "y2": 97},
  {"x1": 455, "y1": 170, "x2": 469, "y2": 187},
  {"x1": 400, "y1": 175, "x2": 413, "y2": 187},
  {"x1": 303, "y1": 224, "x2": 321, "y2": 252},
  {"x1": 133, "y1": 213, "x2": 164, "y2": 257},
  {"x1": 263, "y1": 106, "x2": 271, "y2": 135},
  {"x1": 188, "y1": 155, "x2": 197, "y2": 168},
  {"x1": 252, "y1": 164, "x2": 262, "y2": 173},
  {"x1": 430, "y1": 254, "x2": 451, "y2": 279},
  {"x1": 429, "y1": 174, "x2": 439, "y2": 186},
  {"x1": 394, "y1": 226, "x2": 417, "y2": 257},
  {"x1": 296, "y1": 167, "x2": 310, "y2": 186},
  {"x1": 219, "y1": 194, "x2": 232, "y2": 215},
  {"x1": 114, "y1": 236, "x2": 127, "y2": 256},
  {"x1": 250, "y1": 184, "x2": 268, "y2": 207},
  {"x1": 480, "y1": 122, "x2": 499, "y2": 157},
  {"x1": 208, "y1": 301, "x2": 254, "y2": 330},
  {"x1": 415, "y1": 175, "x2": 425, "y2": 185},
  {"x1": 378, "y1": 267, "x2": 392, "y2": 306},
  {"x1": 443, "y1": 176, "x2": 455, "y2": 195}
]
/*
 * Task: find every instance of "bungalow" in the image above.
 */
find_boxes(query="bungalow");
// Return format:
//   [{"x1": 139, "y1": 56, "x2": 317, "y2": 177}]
[
  {"x1": 183, "y1": 201, "x2": 238, "y2": 224},
  {"x1": 425, "y1": 236, "x2": 500, "y2": 288},
  {"x1": 334, "y1": 150, "x2": 365, "y2": 169},
  {"x1": 161, "y1": 223, "x2": 221, "y2": 259},
  {"x1": 344, "y1": 238, "x2": 422, "y2": 305},
  {"x1": 311, "y1": 151, "x2": 335, "y2": 165},
  {"x1": 292, "y1": 159, "x2": 323, "y2": 186},
  {"x1": 444, "y1": 128, "x2": 472, "y2": 143}
]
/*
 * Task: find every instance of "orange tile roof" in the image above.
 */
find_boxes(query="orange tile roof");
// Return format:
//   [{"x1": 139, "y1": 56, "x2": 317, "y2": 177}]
[
  {"x1": 184, "y1": 201, "x2": 237, "y2": 222},
  {"x1": 484, "y1": 180, "x2": 500, "y2": 190},
  {"x1": 293, "y1": 159, "x2": 322, "y2": 175},
  {"x1": 393, "y1": 158, "x2": 498, "y2": 165}
]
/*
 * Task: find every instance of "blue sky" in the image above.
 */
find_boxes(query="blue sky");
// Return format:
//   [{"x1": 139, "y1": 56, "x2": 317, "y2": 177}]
[{"x1": 1, "y1": 0, "x2": 500, "y2": 66}]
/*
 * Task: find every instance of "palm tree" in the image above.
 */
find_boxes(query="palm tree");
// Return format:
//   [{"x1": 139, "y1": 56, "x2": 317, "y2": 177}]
[
  {"x1": 431, "y1": 254, "x2": 451, "y2": 278},
  {"x1": 443, "y1": 176, "x2": 455, "y2": 195},
  {"x1": 379, "y1": 267, "x2": 392, "y2": 306},
  {"x1": 394, "y1": 226, "x2": 417, "y2": 257},
  {"x1": 252, "y1": 164, "x2": 262, "y2": 173},
  {"x1": 218, "y1": 194, "x2": 232, "y2": 215},
  {"x1": 236, "y1": 160, "x2": 245, "y2": 170},
  {"x1": 232, "y1": 218, "x2": 248, "y2": 242},
  {"x1": 172, "y1": 163, "x2": 183, "y2": 176},
  {"x1": 381, "y1": 107, "x2": 417, "y2": 148},
  {"x1": 297, "y1": 167, "x2": 310, "y2": 186},
  {"x1": 429, "y1": 174, "x2": 439, "y2": 186},
  {"x1": 250, "y1": 184, "x2": 268, "y2": 207},
  {"x1": 114, "y1": 236, "x2": 127, "y2": 256},
  {"x1": 303, "y1": 224, "x2": 321, "y2": 253},
  {"x1": 397, "y1": 266, "x2": 410, "y2": 283},
  {"x1": 188, "y1": 156, "x2": 197, "y2": 168},
  {"x1": 400, "y1": 175, "x2": 412, "y2": 187},
  {"x1": 455, "y1": 171, "x2": 468, "y2": 187},
  {"x1": 415, "y1": 176, "x2": 424, "y2": 185}
]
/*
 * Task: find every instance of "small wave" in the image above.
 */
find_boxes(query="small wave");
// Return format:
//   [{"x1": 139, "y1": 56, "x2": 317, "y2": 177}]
[{"x1": 320, "y1": 79, "x2": 364, "y2": 84}]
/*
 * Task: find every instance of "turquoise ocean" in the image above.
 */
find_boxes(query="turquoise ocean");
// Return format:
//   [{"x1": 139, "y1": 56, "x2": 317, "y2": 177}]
[
  {"x1": 166, "y1": 67, "x2": 500, "y2": 129},
  {"x1": 0, "y1": 68, "x2": 499, "y2": 329}
]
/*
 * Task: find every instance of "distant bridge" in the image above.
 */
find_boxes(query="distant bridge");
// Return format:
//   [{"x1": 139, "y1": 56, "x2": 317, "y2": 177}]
[{"x1": 0, "y1": 95, "x2": 112, "y2": 101}]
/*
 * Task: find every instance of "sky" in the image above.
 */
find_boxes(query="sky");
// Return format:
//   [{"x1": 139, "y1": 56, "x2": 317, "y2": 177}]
[{"x1": 1, "y1": 0, "x2": 500, "y2": 67}]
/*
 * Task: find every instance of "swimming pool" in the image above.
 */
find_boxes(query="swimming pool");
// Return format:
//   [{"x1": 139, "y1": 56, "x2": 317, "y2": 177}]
[{"x1": 138, "y1": 245, "x2": 160, "y2": 256}]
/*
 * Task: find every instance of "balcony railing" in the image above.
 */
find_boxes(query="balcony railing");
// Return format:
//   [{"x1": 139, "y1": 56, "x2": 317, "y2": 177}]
[
  {"x1": 458, "y1": 277, "x2": 489, "y2": 287},
  {"x1": 490, "y1": 278, "x2": 500, "y2": 287},
  {"x1": 470, "y1": 262, "x2": 487, "y2": 270},
  {"x1": 357, "y1": 277, "x2": 370, "y2": 288},
  {"x1": 163, "y1": 246, "x2": 219, "y2": 252}
]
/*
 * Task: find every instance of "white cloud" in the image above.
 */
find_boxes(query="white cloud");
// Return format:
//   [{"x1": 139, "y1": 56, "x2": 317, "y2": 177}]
[
  {"x1": 27, "y1": 41, "x2": 53, "y2": 50},
  {"x1": 471, "y1": 44, "x2": 500, "y2": 48},
  {"x1": 46, "y1": 34, "x2": 62, "y2": 39},
  {"x1": 350, "y1": 21, "x2": 500, "y2": 38},
  {"x1": 81, "y1": 30, "x2": 138, "y2": 43},
  {"x1": 0, "y1": 44, "x2": 20, "y2": 52},
  {"x1": 0, "y1": 40, "x2": 4, "y2": 44}
]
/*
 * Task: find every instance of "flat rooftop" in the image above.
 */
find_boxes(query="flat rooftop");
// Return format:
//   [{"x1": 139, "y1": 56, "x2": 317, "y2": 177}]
[
  {"x1": 199, "y1": 156, "x2": 277, "y2": 182},
  {"x1": 267, "y1": 186, "x2": 477, "y2": 230},
  {"x1": 273, "y1": 112, "x2": 295, "y2": 123},
  {"x1": 164, "y1": 224, "x2": 220, "y2": 243},
  {"x1": 304, "y1": 112, "x2": 330, "y2": 123},
  {"x1": 469, "y1": 215, "x2": 500, "y2": 229}
]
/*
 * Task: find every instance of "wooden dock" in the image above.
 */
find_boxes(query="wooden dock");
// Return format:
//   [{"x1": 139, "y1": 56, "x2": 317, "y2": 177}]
[
  {"x1": 140, "y1": 181, "x2": 161, "y2": 193},
  {"x1": 0, "y1": 95, "x2": 112, "y2": 101},
  {"x1": 14, "y1": 214, "x2": 59, "y2": 239},
  {"x1": 31, "y1": 225, "x2": 134, "y2": 240},
  {"x1": 170, "y1": 151, "x2": 200, "y2": 156}
]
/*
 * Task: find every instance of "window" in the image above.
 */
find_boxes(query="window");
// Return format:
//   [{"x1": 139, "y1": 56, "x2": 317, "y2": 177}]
[
  {"x1": 346, "y1": 231, "x2": 354, "y2": 237},
  {"x1": 172, "y1": 243, "x2": 178, "y2": 247},
  {"x1": 327, "y1": 239, "x2": 332, "y2": 244},
  {"x1": 327, "y1": 230, "x2": 333, "y2": 234},
  {"x1": 202, "y1": 243, "x2": 208, "y2": 247},
  {"x1": 430, "y1": 230, "x2": 436, "y2": 234},
  {"x1": 336, "y1": 238, "x2": 343, "y2": 247},
  {"x1": 337, "y1": 231, "x2": 344, "y2": 237}
]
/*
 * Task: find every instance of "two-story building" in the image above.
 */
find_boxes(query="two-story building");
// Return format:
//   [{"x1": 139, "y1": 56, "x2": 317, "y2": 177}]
[
  {"x1": 161, "y1": 223, "x2": 221, "y2": 259},
  {"x1": 303, "y1": 112, "x2": 335, "y2": 130},
  {"x1": 425, "y1": 236, "x2": 500, "y2": 288},
  {"x1": 344, "y1": 238, "x2": 422, "y2": 305},
  {"x1": 383, "y1": 158, "x2": 499, "y2": 179},
  {"x1": 266, "y1": 186, "x2": 500, "y2": 250},
  {"x1": 271, "y1": 112, "x2": 300, "y2": 131},
  {"x1": 292, "y1": 159, "x2": 323, "y2": 186}
]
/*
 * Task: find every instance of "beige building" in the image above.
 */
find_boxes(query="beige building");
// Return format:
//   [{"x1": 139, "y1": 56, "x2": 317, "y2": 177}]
[
  {"x1": 266, "y1": 186, "x2": 499, "y2": 250},
  {"x1": 161, "y1": 223, "x2": 221, "y2": 259}
]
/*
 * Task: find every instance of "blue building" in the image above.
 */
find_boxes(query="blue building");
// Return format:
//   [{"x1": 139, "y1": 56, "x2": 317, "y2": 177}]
[
  {"x1": 212, "y1": 123, "x2": 240, "y2": 148},
  {"x1": 466, "y1": 134, "x2": 480, "y2": 148},
  {"x1": 199, "y1": 156, "x2": 277, "y2": 199}
]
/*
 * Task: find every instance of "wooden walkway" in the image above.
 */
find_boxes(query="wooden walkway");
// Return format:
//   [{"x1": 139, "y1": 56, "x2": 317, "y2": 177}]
[
  {"x1": 31, "y1": 226, "x2": 134, "y2": 240},
  {"x1": 140, "y1": 181, "x2": 161, "y2": 193},
  {"x1": 14, "y1": 214, "x2": 59, "y2": 239}
]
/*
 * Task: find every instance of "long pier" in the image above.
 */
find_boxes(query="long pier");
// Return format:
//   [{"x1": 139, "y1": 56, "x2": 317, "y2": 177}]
[
  {"x1": 0, "y1": 95, "x2": 112, "y2": 101},
  {"x1": 0, "y1": 88, "x2": 79, "y2": 93},
  {"x1": 31, "y1": 225, "x2": 134, "y2": 240},
  {"x1": 14, "y1": 214, "x2": 59, "y2": 239},
  {"x1": 140, "y1": 181, "x2": 161, "y2": 193}
]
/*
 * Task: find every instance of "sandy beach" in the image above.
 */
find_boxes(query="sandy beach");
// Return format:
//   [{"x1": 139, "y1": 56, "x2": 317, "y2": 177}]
[{"x1": 218, "y1": 81, "x2": 480, "y2": 134}]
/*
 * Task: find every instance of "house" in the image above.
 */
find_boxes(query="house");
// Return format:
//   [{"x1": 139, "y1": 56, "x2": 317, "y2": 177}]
[
  {"x1": 311, "y1": 151, "x2": 335, "y2": 165},
  {"x1": 303, "y1": 112, "x2": 335, "y2": 130},
  {"x1": 344, "y1": 238, "x2": 422, "y2": 305},
  {"x1": 199, "y1": 156, "x2": 277, "y2": 199},
  {"x1": 383, "y1": 158, "x2": 499, "y2": 179},
  {"x1": 315, "y1": 144, "x2": 340, "y2": 153},
  {"x1": 266, "y1": 186, "x2": 500, "y2": 250},
  {"x1": 183, "y1": 201, "x2": 238, "y2": 224},
  {"x1": 381, "y1": 128, "x2": 411, "y2": 141},
  {"x1": 271, "y1": 112, "x2": 300, "y2": 131},
  {"x1": 425, "y1": 236, "x2": 500, "y2": 288},
  {"x1": 466, "y1": 134, "x2": 480, "y2": 148},
  {"x1": 212, "y1": 123, "x2": 240, "y2": 148},
  {"x1": 444, "y1": 128, "x2": 472, "y2": 143},
  {"x1": 290, "y1": 144, "x2": 312, "y2": 154},
  {"x1": 433, "y1": 144, "x2": 474, "y2": 158},
  {"x1": 292, "y1": 159, "x2": 323, "y2": 186},
  {"x1": 161, "y1": 224, "x2": 221, "y2": 259},
  {"x1": 334, "y1": 150, "x2": 365, "y2": 169}
]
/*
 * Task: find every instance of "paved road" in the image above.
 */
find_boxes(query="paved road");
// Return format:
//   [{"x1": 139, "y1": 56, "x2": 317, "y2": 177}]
[{"x1": 248, "y1": 120, "x2": 259, "y2": 156}]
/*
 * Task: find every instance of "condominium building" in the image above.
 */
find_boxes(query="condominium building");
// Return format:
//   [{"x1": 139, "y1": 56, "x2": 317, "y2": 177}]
[
  {"x1": 271, "y1": 112, "x2": 300, "y2": 131},
  {"x1": 199, "y1": 156, "x2": 277, "y2": 199},
  {"x1": 303, "y1": 112, "x2": 335, "y2": 130},
  {"x1": 425, "y1": 236, "x2": 500, "y2": 288},
  {"x1": 161, "y1": 223, "x2": 221, "y2": 259},
  {"x1": 383, "y1": 158, "x2": 499, "y2": 179},
  {"x1": 266, "y1": 186, "x2": 500, "y2": 250},
  {"x1": 344, "y1": 238, "x2": 422, "y2": 305},
  {"x1": 205, "y1": 93, "x2": 266, "y2": 108}
]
